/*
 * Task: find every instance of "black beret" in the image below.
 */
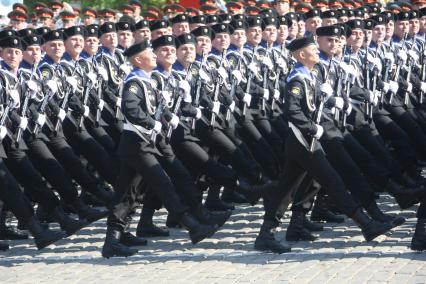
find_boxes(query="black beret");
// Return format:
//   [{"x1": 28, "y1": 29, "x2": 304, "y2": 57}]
[
  {"x1": 116, "y1": 21, "x2": 133, "y2": 32},
  {"x1": 176, "y1": 33, "x2": 196, "y2": 48},
  {"x1": 218, "y1": 13, "x2": 232, "y2": 23},
  {"x1": 354, "y1": 9, "x2": 364, "y2": 18},
  {"x1": 192, "y1": 26, "x2": 213, "y2": 38},
  {"x1": 17, "y1": 28, "x2": 35, "y2": 38},
  {"x1": 152, "y1": 35, "x2": 176, "y2": 50},
  {"x1": 211, "y1": 23, "x2": 231, "y2": 37},
  {"x1": 229, "y1": 19, "x2": 247, "y2": 33},
  {"x1": 150, "y1": 19, "x2": 170, "y2": 31},
  {"x1": 23, "y1": 35, "x2": 43, "y2": 49},
  {"x1": 286, "y1": 36, "x2": 316, "y2": 52},
  {"x1": 304, "y1": 9, "x2": 321, "y2": 20},
  {"x1": 170, "y1": 13, "x2": 189, "y2": 24},
  {"x1": 85, "y1": 24, "x2": 99, "y2": 38},
  {"x1": 99, "y1": 22, "x2": 117, "y2": 36},
  {"x1": 119, "y1": 15, "x2": 136, "y2": 25},
  {"x1": 336, "y1": 23, "x2": 351, "y2": 38},
  {"x1": 133, "y1": 20, "x2": 149, "y2": 31},
  {"x1": 123, "y1": 39, "x2": 151, "y2": 57},
  {"x1": 316, "y1": 25, "x2": 342, "y2": 37},
  {"x1": 63, "y1": 26, "x2": 84, "y2": 40},
  {"x1": 346, "y1": 19, "x2": 364, "y2": 30},
  {"x1": 396, "y1": 11, "x2": 410, "y2": 22},
  {"x1": 363, "y1": 19, "x2": 376, "y2": 30},
  {"x1": 370, "y1": 14, "x2": 388, "y2": 26},
  {"x1": 43, "y1": 29, "x2": 64, "y2": 42},
  {"x1": 0, "y1": 30, "x2": 17, "y2": 41},
  {"x1": 246, "y1": 16, "x2": 262, "y2": 28},
  {"x1": 277, "y1": 15, "x2": 292, "y2": 27},
  {"x1": 189, "y1": 15, "x2": 206, "y2": 24},
  {"x1": 321, "y1": 10, "x2": 338, "y2": 19},
  {"x1": 261, "y1": 16, "x2": 278, "y2": 30},
  {"x1": 338, "y1": 8, "x2": 348, "y2": 18},
  {"x1": 232, "y1": 14, "x2": 246, "y2": 21},
  {"x1": 285, "y1": 12, "x2": 298, "y2": 22},
  {"x1": 0, "y1": 36, "x2": 24, "y2": 50},
  {"x1": 420, "y1": 8, "x2": 426, "y2": 18},
  {"x1": 206, "y1": 14, "x2": 218, "y2": 24},
  {"x1": 35, "y1": 27, "x2": 51, "y2": 36},
  {"x1": 409, "y1": 10, "x2": 419, "y2": 20}
]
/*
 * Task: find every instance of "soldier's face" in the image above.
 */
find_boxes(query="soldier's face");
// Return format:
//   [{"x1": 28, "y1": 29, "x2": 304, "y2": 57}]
[
  {"x1": 84, "y1": 37, "x2": 99, "y2": 56},
  {"x1": 41, "y1": 16, "x2": 53, "y2": 27},
  {"x1": 2, "y1": 48, "x2": 22, "y2": 70},
  {"x1": 298, "y1": 44, "x2": 319, "y2": 67},
  {"x1": 100, "y1": 32, "x2": 117, "y2": 50},
  {"x1": 118, "y1": 31, "x2": 134, "y2": 48},
  {"x1": 297, "y1": 21, "x2": 305, "y2": 37},
  {"x1": 338, "y1": 16, "x2": 348, "y2": 23},
  {"x1": 305, "y1": 17, "x2": 322, "y2": 34},
  {"x1": 231, "y1": 29, "x2": 247, "y2": 48},
  {"x1": 172, "y1": 22, "x2": 190, "y2": 36},
  {"x1": 151, "y1": 28, "x2": 170, "y2": 41},
  {"x1": 288, "y1": 20, "x2": 298, "y2": 38},
  {"x1": 395, "y1": 20, "x2": 410, "y2": 38},
  {"x1": 347, "y1": 29, "x2": 364, "y2": 49},
  {"x1": 154, "y1": 46, "x2": 176, "y2": 67},
  {"x1": 83, "y1": 16, "x2": 96, "y2": 26},
  {"x1": 65, "y1": 35, "x2": 84, "y2": 57},
  {"x1": 317, "y1": 36, "x2": 339, "y2": 57},
  {"x1": 420, "y1": 17, "x2": 426, "y2": 33},
  {"x1": 262, "y1": 25, "x2": 277, "y2": 44},
  {"x1": 23, "y1": 45, "x2": 41, "y2": 64},
  {"x1": 246, "y1": 27, "x2": 262, "y2": 45},
  {"x1": 44, "y1": 40, "x2": 65, "y2": 61},
  {"x1": 134, "y1": 48, "x2": 157, "y2": 71},
  {"x1": 212, "y1": 33, "x2": 230, "y2": 51},
  {"x1": 322, "y1": 18, "x2": 338, "y2": 26},
  {"x1": 373, "y1": 25, "x2": 386, "y2": 43},
  {"x1": 386, "y1": 21, "x2": 394, "y2": 39},
  {"x1": 196, "y1": 36, "x2": 212, "y2": 55},
  {"x1": 409, "y1": 19, "x2": 420, "y2": 35},
  {"x1": 176, "y1": 44, "x2": 196, "y2": 65},
  {"x1": 364, "y1": 30, "x2": 372, "y2": 46},
  {"x1": 134, "y1": 28, "x2": 151, "y2": 43},
  {"x1": 277, "y1": 25, "x2": 288, "y2": 43}
]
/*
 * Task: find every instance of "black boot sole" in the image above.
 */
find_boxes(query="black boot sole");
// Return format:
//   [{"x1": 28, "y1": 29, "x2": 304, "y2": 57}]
[
  {"x1": 363, "y1": 223, "x2": 393, "y2": 242},
  {"x1": 285, "y1": 234, "x2": 317, "y2": 242},
  {"x1": 254, "y1": 241, "x2": 291, "y2": 254},
  {"x1": 35, "y1": 231, "x2": 67, "y2": 250},
  {"x1": 190, "y1": 226, "x2": 218, "y2": 244},
  {"x1": 410, "y1": 241, "x2": 426, "y2": 251},
  {"x1": 102, "y1": 247, "x2": 138, "y2": 258}
]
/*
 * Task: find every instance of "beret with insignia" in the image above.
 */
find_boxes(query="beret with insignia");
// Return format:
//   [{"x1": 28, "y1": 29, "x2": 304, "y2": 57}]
[
  {"x1": 277, "y1": 15, "x2": 292, "y2": 27},
  {"x1": 316, "y1": 25, "x2": 342, "y2": 37},
  {"x1": 218, "y1": 13, "x2": 233, "y2": 23},
  {"x1": 35, "y1": 27, "x2": 51, "y2": 36},
  {"x1": 321, "y1": 10, "x2": 337, "y2": 19},
  {"x1": 170, "y1": 13, "x2": 189, "y2": 24},
  {"x1": 370, "y1": 15, "x2": 388, "y2": 26},
  {"x1": 123, "y1": 39, "x2": 151, "y2": 57},
  {"x1": 149, "y1": 19, "x2": 170, "y2": 31},
  {"x1": 43, "y1": 29, "x2": 64, "y2": 43},
  {"x1": 0, "y1": 36, "x2": 24, "y2": 51},
  {"x1": 119, "y1": 15, "x2": 136, "y2": 25},
  {"x1": 363, "y1": 19, "x2": 376, "y2": 30},
  {"x1": 353, "y1": 9, "x2": 364, "y2": 19},
  {"x1": 286, "y1": 36, "x2": 316, "y2": 52},
  {"x1": 346, "y1": 19, "x2": 364, "y2": 30},
  {"x1": 409, "y1": 10, "x2": 419, "y2": 20},
  {"x1": 22, "y1": 35, "x2": 43, "y2": 49},
  {"x1": 116, "y1": 21, "x2": 134, "y2": 32},
  {"x1": 336, "y1": 23, "x2": 351, "y2": 38},
  {"x1": 285, "y1": 12, "x2": 298, "y2": 22},
  {"x1": 152, "y1": 35, "x2": 176, "y2": 50},
  {"x1": 189, "y1": 15, "x2": 206, "y2": 25},
  {"x1": 232, "y1": 14, "x2": 246, "y2": 21},
  {"x1": 0, "y1": 30, "x2": 17, "y2": 41},
  {"x1": 192, "y1": 26, "x2": 213, "y2": 38},
  {"x1": 381, "y1": 11, "x2": 396, "y2": 22},
  {"x1": 206, "y1": 14, "x2": 218, "y2": 24},
  {"x1": 246, "y1": 16, "x2": 262, "y2": 28},
  {"x1": 84, "y1": 24, "x2": 99, "y2": 38},
  {"x1": 304, "y1": 9, "x2": 321, "y2": 20},
  {"x1": 420, "y1": 8, "x2": 426, "y2": 18},
  {"x1": 133, "y1": 20, "x2": 149, "y2": 31},
  {"x1": 261, "y1": 16, "x2": 278, "y2": 30},
  {"x1": 63, "y1": 26, "x2": 84, "y2": 40},
  {"x1": 229, "y1": 19, "x2": 247, "y2": 34},
  {"x1": 176, "y1": 33, "x2": 196, "y2": 49},
  {"x1": 99, "y1": 22, "x2": 117, "y2": 36},
  {"x1": 17, "y1": 28, "x2": 35, "y2": 38},
  {"x1": 338, "y1": 8, "x2": 348, "y2": 18},
  {"x1": 211, "y1": 23, "x2": 230, "y2": 39}
]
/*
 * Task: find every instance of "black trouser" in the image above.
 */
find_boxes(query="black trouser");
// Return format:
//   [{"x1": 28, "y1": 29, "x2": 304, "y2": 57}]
[
  {"x1": 0, "y1": 159, "x2": 34, "y2": 224},
  {"x1": 107, "y1": 131, "x2": 188, "y2": 231},
  {"x1": 63, "y1": 118, "x2": 118, "y2": 185},
  {"x1": 263, "y1": 133, "x2": 359, "y2": 222},
  {"x1": 101, "y1": 108, "x2": 123, "y2": 146},
  {"x1": 252, "y1": 112, "x2": 285, "y2": 161},
  {"x1": 85, "y1": 118, "x2": 117, "y2": 157}
]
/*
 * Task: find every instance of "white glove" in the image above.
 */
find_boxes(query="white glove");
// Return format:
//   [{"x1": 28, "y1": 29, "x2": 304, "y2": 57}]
[
  {"x1": 179, "y1": 81, "x2": 192, "y2": 103},
  {"x1": 397, "y1": 49, "x2": 407, "y2": 63},
  {"x1": 199, "y1": 68, "x2": 211, "y2": 83},
  {"x1": 9, "y1": 90, "x2": 20, "y2": 108},
  {"x1": 97, "y1": 67, "x2": 108, "y2": 81},
  {"x1": 407, "y1": 82, "x2": 413, "y2": 93},
  {"x1": 229, "y1": 101, "x2": 235, "y2": 112},
  {"x1": 345, "y1": 104, "x2": 352, "y2": 116},
  {"x1": 384, "y1": 52, "x2": 394, "y2": 63},
  {"x1": 372, "y1": 91, "x2": 379, "y2": 106},
  {"x1": 195, "y1": 108, "x2": 202, "y2": 120},
  {"x1": 86, "y1": 72, "x2": 97, "y2": 84},
  {"x1": 116, "y1": 97, "x2": 122, "y2": 108},
  {"x1": 169, "y1": 114, "x2": 179, "y2": 129},
  {"x1": 334, "y1": 97, "x2": 344, "y2": 110},
  {"x1": 314, "y1": 124, "x2": 324, "y2": 139},
  {"x1": 247, "y1": 62, "x2": 259, "y2": 74},
  {"x1": 263, "y1": 56, "x2": 273, "y2": 70},
  {"x1": 231, "y1": 70, "x2": 243, "y2": 85},
  {"x1": 98, "y1": 99, "x2": 105, "y2": 110},
  {"x1": 217, "y1": 66, "x2": 228, "y2": 80},
  {"x1": 276, "y1": 57, "x2": 286, "y2": 69},
  {"x1": 120, "y1": 64, "x2": 132, "y2": 76},
  {"x1": 273, "y1": 89, "x2": 280, "y2": 100},
  {"x1": 389, "y1": 80, "x2": 399, "y2": 94},
  {"x1": 153, "y1": 121, "x2": 162, "y2": 133},
  {"x1": 19, "y1": 117, "x2": 28, "y2": 130},
  {"x1": 382, "y1": 82, "x2": 390, "y2": 93},
  {"x1": 243, "y1": 93, "x2": 252, "y2": 105},
  {"x1": 67, "y1": 76, "x2": 78, "y2": 92},
  {"x1": 263, "y1": 89, "x2": 270, "y2": 100},
  {"x1": 212, "y1": 101, "x2": 221, "y2": 114},
  {"x1": 36, "y1": 113, "x2": 46, "y2": 126},
  {"x1": 408, "y1": 50, "x2": 419, "y2": 62},
  {"x1": 421, "y1": 82, "x2": 426, "y2": 93},
  {"x1": 27, "y1": 80, "x2": 38, "y2": 92},
  {"x1": 83, "y1": 106, "x2": 90, "y2": 117},
  {"x1": 161, "y1": 91, "x2": 171, "y2": 105},
  {"x1": 320, "y1": 83, "x2": 333, "y2": 99},
  {"x1": 46, "y1": 80, "x2": 58, "y2": 94},
  {"x1": 0, "y1": 126, "x2": 7, "y2": 140},
  {"x1": 58, "y1": 108, "x2": 66, "y2": 121}
]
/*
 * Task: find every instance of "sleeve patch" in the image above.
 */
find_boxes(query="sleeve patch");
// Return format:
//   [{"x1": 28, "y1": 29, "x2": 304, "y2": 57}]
[
  {"x1": 129, "y1": 84, "x2": 138, "y2": 94},
  {"x1": 291, "y1": 86, "x2": 301, "y2": 95},
  {"x1": 41, "y1": 69, "x2": 50, "y2": 79}
]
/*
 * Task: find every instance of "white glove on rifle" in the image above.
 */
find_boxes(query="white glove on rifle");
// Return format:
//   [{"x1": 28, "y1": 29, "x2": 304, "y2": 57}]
[
  {"x1": 231, "y1": 70, "x2": 243, "y2": 85},
  {"x1": 382, "y1": 82, "x2": 390, "y2": 93},
  {"x1": 153, "y1": 121, "x2": 162, "y2": 133},
  {"x1": 58, "y1": 108, "x2": 66, "y2": 121},
  {"x1": 195, "y1": 108, "x2": 202, "y2": 120},
  {"x1": 397, "y1": 49, "x2": 407, "y2": 64},
  {"x1": 46, "y1": 80, "x2": 58, "y2": 94},
  {"x1": 0, "y1": 126, "x2": 7, "y2": 140},
  {"x1": 247, "y1": 62, "x2": 259, "y2": 74},
  {"x1": 243, "y1": 93, "x2": 252, "y2": 105},
  {"x1": 263, "y1": 56, "x2": 273, "y2": 70},
  {"x1": 119, "y1": 63, "x2": 132, "y2": 76},
  {"x1": 19, "y1": 117, "x2": 28, "y2": 130},
  {"x1": 161, "y1": 91, "x2": 171, "y2": 105},
  {"x1": 263, "y1": 89, "x2": 270, "y2": 100},
  {"x1": 86, "y1": 72, "x2": 97, "y2": 84},
  {"x1": 334, "y1": 97, "x2": 344, "y2": 110},
  {"x1": 9, "y1": 89, "x2": 20, "y2": 109},
  {"x1": 67, "y1": 76, "x2": 79, "y2": 93},
  {"x1": 212, "y1": 101, "x2": 221, "y2": 114},
  {"x1": 407, "y1": 82, "x2": 413, "y2": 93},
  {"x1": 389, "y1": 80, "x2": 399, "y2": 94},
  {"x1": 273, "y1": 89, "x2": 280, "y2": 100},
  {"x1": 116, "y1": 97, "x2": 122, "y2": 108},
  {"x1": 36, "y1": 113, "x2": 46, "y2": 126},
  {"x1": 179, "y1": 81, "x2": 192, "y2": 103},
  {"x1": 199, "y1": 68, "x2": 211, "y2": 84},
  {"x1": 408, "y1": 50, "x2": 419, "y2": 62},
  {"x1": 83, "y1": 106, "x2": 90, "y2": 117},
  {"x1": 229, "y1": 101, "x2": 235, "y2": 112},
  {"x1": 217, "y1": 66, "x2": 228, "y2": 81},
  {"x1": 421, "y1": 82, "x2": 426, "y2": 93},
  {"x1": 169, "y1": 114, "x2": 179, "y2": 129},
  {"x1": 314, "y1": 124, "x2": 324, "y2": 139},
  {"x1": 98, "y1": 99, "x2": 105, "y2": 110},
  {"x1": 384, "y1": 52, "x2": 394, "y2": 64},
  {"x1": 97, "y1": 66, "x2": 108, "y2": 81},
  {"x1": 276, "y1": 57, "x2": 286, "y2": 70},
  {"x1": 27, "y1": 80, "x2": 38, "y2": 92},
  {"x1": 320, "y1": 82, "x2": 333, "y2": 100},
  {"x1": 345, "y1": 104, "x2": 352, "y2": 116}
]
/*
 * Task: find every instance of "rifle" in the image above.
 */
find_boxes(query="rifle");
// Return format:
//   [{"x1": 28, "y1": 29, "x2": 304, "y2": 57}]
[
  {"x1": 225, "y1": 55, "x2": 242, "y2": 123},
  {"x1": 420, "y1": 34, "x2": 426, "y2": 105},
  {"x1": 334, "y1": 45, "x2": 346, "y2": 122},
  {"x1": 191, "y1": 52, "x2": 208, "y2": 134},
  {"x1": 242, "y1": 45, "x2": 258, "y2": 118},
  {"x1": 150, "y1": 92, "x2": 167, "y2": 146},
  {"x1": 342, "y1": 47, "x2": 353, "y2": 128},
  {"x1": 260, "y1": 48, "x2": 271, "y2": 115},
  {"x1": 0, "y1": 97, "x2": 14, "y2": 141},
  {"x1": 404, "y1": 38, "x2": 416, "y2": 107},
  {"x1": 210, "y1": 49, "x2": 227, "y2": 128},
  {"x1": 390, "y1": 33, "x2": 408, "y2": 104}
]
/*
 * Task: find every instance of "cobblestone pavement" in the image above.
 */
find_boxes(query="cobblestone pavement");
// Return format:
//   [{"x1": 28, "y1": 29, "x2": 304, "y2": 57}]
[{"x1": 1, "y1": 194, "x2": 426, "y2": 283}]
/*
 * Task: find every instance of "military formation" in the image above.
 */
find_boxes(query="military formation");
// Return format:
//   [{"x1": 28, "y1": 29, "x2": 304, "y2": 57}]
[{"x1": 0, "y1": 0, "x2": 426, "y2": 258}]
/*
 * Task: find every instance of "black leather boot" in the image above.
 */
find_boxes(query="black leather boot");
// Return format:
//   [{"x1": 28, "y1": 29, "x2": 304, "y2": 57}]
[
  {"x1": 235, "y1": 179, "x2": 268, "y2": 206},
  {"x1": 411, "y1": 218, "x2": 426, "y2": 251},
  {"x1": 0, "y1": 240, "x2": 8, "y2": 251},
  {"x1": 80, "y1": 191, "x2": 105, "y2": 207},
  {"x1": 365, "y1": 202, "x2": 405, "y2": 227},
  {"x1": 102, "y1": 227, "x2": 138, "y2": 258},
  {"x1": 71, "y1": 197, "x2": 108, "y2": 223},
  {"x1": 351, "y1": 208, "x2": 393, "y2": 242},
  {"x1": 204, "y1": 186, "x2": 234, "y2": 211},
  {"x1": 166, "y1": 213, "x2": 182, "y2": 228},
  {"x1": 136, "y1": 208, "x2": 169, "y2": 237},
  {"x1": 0, "y1": 211, "x2": 28, "y2": 240},
  {"x1": 192, "y1": 205, "x2": 231, "y2": 227},
  {"x1": 91, "y1": 184, "x2": 115, "y2": 206},
  {"x1": 311, "y1": 195, "x2": 345, "y2": 223},
  {"x1": 254, "y1": 220, "x2": 291, "y2": 253},
  {"x1": 386, "y1": 180, "x2": 421, "y2": 209},
  {"x1": 52, "y1": 206, "x2": 88, "y2": 236},
  {"x1": 120, "y1": 231, "x2": 147, "y2": 247},
  {"x1": 26, "y1": 216, "x2": 66, "y2": 250},
  {"x1": 180, "y1": 212, "x2": 218, "y2": 244},
  {"x1": 302, "y1": 215, "x2": 324, "y2": 232},
  {"x1": 286, "y1": 211, "x2": 317, "y2": 241},
  {"x1": 221, "y1": 187, "x2": 247, "y2": 204}
]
